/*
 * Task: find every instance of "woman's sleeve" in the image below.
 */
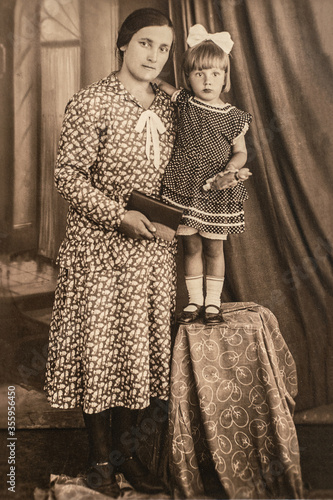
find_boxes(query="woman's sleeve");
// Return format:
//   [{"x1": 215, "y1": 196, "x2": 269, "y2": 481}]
[
  {"x1": 231, "y1": 109, "x2": 253, "y2": 145},
  {"x1": 54, "y1": 93, "x2": 126, "y2": 231}
]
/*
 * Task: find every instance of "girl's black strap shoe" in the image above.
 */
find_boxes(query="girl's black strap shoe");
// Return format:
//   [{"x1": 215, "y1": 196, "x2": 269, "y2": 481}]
[
  {"x1": 204, "y1": 304, "x2": 224, "y2": 325},
  {"x1": 178, "y1": 303, "x2": 204, "y2": 324}
]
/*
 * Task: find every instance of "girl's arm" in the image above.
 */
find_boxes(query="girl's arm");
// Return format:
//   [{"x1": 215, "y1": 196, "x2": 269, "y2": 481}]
[
  {"x1": 153, "y1": 78, "x2": 177, "y2": 97},
  {"x1": 206, "y1": 135, "x2": 252, "y2": 190},
  {"x1": 225, "y1": 134, "x2": 248, "y2": 173}
]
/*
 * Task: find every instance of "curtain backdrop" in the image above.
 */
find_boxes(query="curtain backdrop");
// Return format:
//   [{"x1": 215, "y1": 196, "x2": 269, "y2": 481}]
[
  {"x1": 39, "y1": 46, "x2": 80, "y2": 259},
  {"x1": 13, "y1": 0, "x2": 40, "y2": 250},
  {"x1": 169, "y1": 0, "x2": 333, "y2": 411},
  {"x1": 38, "y1": 0, "x2": 120, "y2": 260}
]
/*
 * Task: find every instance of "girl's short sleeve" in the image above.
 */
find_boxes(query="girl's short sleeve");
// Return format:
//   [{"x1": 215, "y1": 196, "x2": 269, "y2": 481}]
[
  {"x1": 171, "y1": 88, "x2": 191, "y2": 106},
  {"x1": 231, "y1": 108, "x2": 252, "y2": 145}
]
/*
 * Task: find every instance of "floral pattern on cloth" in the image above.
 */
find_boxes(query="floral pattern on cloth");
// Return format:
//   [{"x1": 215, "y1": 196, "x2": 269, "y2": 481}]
[
  {"x1": 169, "y1": 302, "x2": 304, "y2": 499},
  {"x1": 44, "y1": 73, "x2": 177, "y2": 413},
  {"x1": 162, "y1": 89, "x2": 252, "y2": 235}
]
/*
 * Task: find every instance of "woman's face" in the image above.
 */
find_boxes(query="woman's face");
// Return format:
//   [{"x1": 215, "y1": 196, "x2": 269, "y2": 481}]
[{"x1": 120, "y1": 25, "x2": 173, "y2": 82}]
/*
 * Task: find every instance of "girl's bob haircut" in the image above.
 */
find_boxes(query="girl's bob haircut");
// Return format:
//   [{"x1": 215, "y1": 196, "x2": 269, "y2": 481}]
[{"x1": 182, "y1": 40, "x2": 231, "y2": 93}]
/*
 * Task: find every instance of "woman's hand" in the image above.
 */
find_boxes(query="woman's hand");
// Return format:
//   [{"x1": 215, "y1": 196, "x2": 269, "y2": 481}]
[{"x1": 119, "y1": 211, "x2": 157, "y2": 240}]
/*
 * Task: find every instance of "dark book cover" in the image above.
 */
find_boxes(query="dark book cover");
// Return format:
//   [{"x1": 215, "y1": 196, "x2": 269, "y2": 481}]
[{"x1": 126, "y1": 190, "x2": 183, "y2": 241}]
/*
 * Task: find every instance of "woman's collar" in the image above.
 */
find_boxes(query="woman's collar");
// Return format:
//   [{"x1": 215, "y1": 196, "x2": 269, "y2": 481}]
[{"x1": 109, "y1": 71, "x2": 162, "y2": 107}]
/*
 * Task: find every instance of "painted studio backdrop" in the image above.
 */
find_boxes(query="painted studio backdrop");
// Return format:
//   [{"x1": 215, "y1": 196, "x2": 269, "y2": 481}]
[{"x1": 0, "y1": 0, "x2": 332, "y2": 414}]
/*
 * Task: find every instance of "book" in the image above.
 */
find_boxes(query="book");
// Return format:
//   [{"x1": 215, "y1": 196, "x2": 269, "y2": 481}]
[{"x1": 126, "y1": 190, "x2": 183, "y2": 241}]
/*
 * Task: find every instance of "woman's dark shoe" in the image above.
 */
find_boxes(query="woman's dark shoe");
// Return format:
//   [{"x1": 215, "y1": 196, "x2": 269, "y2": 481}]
[
  {"x1": 117, "y1": 455, "x2": 165, "y2": 494},
  {"x1": 178, "y1": 303, "x2": 204, "y2": 324},
  {"x1": 85, "y1": 461, "x2": 120, "y2": 498},
  {"x1": 204, "y1": 304, "x2": 224, "y2": 325}
]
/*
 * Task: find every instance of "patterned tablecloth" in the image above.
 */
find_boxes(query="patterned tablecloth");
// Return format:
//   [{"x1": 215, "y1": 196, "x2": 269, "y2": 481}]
[{"x1": 169, "y1": 302, "x2": 304, "y2": 499}]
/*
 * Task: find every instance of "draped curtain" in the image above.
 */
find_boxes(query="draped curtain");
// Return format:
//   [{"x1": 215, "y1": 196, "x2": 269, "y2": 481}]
[
  {"x1": 38, "y1": 0, "x2": 81, "y2": 259},
  {"x1": 37, "y1": 0, "x2": 119, "y2": 260},
  {"x1": 39, "y1": 46, "x2": 80, "y2": 258},
  {"x1": 169, "y1": 0, "x2": 333, "y2": 411},
  {"x1": 13, "y1": 0, "x2": 40, "y2": 250}
]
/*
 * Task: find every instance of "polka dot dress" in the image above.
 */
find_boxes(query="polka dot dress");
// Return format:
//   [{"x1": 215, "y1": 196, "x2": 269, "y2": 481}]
[
  {"x1": 162, "y1": 89, "x2": 252, "y2": 235},
  {"x1": 44, "y1": 73, "x2": 177, "y2": 413}
]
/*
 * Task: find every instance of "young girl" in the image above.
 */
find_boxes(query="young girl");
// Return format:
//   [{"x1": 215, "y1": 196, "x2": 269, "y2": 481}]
[{"x1": 158, "y1": 24, "x2": 252, "y2": 325}]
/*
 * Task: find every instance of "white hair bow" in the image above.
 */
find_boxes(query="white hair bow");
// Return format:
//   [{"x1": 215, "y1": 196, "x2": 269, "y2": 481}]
[
  {"x1": 135, "y1": 110, "x2": 166, "y2": 169},
  {"x1": 186, "y1": 24, "x2": 234, "y2": 54}
]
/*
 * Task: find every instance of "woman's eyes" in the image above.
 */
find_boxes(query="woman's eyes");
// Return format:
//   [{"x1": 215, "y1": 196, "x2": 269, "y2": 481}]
[{"x1": 139, "y1": 41, "x2": 169, "y2": 53}]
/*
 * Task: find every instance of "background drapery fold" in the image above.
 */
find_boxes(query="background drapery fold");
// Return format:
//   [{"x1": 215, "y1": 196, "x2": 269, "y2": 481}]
[{"x1": 169, "y1": 0, "x2": 333, "y2": 410}]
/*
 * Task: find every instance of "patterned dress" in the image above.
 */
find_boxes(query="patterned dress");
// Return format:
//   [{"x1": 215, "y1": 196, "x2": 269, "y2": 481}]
[
  {"x1": 162, "y1": 89, "x2": 252, "y2": 235},
  {"x1": 44, "y1": 72, "x2": 177, "y2": 413}
]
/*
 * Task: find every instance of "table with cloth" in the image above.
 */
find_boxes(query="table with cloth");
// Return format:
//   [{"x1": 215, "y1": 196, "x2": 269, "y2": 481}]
[{"x1": 168, "y1": 302, "x2": 304, "y2": 499}]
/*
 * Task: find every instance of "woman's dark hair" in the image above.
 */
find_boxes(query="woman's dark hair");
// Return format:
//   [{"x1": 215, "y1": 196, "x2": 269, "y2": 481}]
[{"x1": 117, "y1": 8, "x2": 174, "y2": 62}]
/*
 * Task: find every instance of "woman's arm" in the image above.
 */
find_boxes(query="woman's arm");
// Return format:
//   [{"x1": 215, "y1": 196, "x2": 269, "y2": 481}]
[
  {"x1": 55, "y1": 95, "x2": 156, "y2": 238},
  {"x1": 55, "y1": 95, "x2": 126, "y2": 230}
]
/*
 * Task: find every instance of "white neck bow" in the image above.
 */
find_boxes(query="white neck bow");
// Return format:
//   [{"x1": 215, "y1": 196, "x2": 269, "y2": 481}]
[
  {"x1": 187, "y1": 24, "x2": 234, "y2": 54},
  {"x1": 135, "y1": 110, "x2": 166, "y2": 169}
]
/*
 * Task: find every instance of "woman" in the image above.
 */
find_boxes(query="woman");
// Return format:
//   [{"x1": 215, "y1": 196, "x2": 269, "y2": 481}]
[{"x1": 44, "y1": 8, "x2": 176, "y2": 498}]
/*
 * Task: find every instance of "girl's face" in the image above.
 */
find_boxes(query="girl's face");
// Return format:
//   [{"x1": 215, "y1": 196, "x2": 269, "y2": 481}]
[
  {"x1": 120, "y1": 25, "x2": 173, "y2": 83},
  {"x1": 189, "y1": 67, "x2": 226, "y2": 104}
]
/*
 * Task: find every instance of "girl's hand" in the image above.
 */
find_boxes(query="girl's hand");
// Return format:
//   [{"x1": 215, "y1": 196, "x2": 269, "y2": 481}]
[
  {"x1": 237, "y1": 167, "x2": 252, "y2": 180},
  {"x1": 119, "y1": 211, "x2": 156, "y2": 240},
  {"x1": 210, "y1": 172, "x2": 238, "y2": 190},
  {"x1": 203, "y1": 168, "x2": 252, "y2": 191}
]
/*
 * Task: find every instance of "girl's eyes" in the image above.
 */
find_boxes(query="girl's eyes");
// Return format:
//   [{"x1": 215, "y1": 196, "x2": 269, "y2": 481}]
[
  {"x1": 160, "y1": 46, "x2": 169, "y2": 53},
  {"x1": 194, "y1": 72, "x2": 221, "y2": 77}
]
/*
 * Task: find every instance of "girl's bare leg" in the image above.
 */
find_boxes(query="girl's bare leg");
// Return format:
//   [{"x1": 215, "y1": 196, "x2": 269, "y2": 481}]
[
  {"x1": 202, "y1": 238, "x2": 225, "y2": 320},
  {"x1": 182, "y1": 233, "x2": 204, "y2": 276},
  {"x1": 202, "y1": 238, "x2": 225, "y2": 277},
  {"x1": 179, "y1": 234, "x2": 204, "y2": 320}
]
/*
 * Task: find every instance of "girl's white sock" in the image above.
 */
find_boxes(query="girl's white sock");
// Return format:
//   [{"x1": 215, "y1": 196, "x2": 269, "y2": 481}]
[
  {"x1": 184, "y1": 275, "x2": 204, "y2": 312},
  {"x1": 205, "y1": 276, "x2": 224, "y2": 313}
]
